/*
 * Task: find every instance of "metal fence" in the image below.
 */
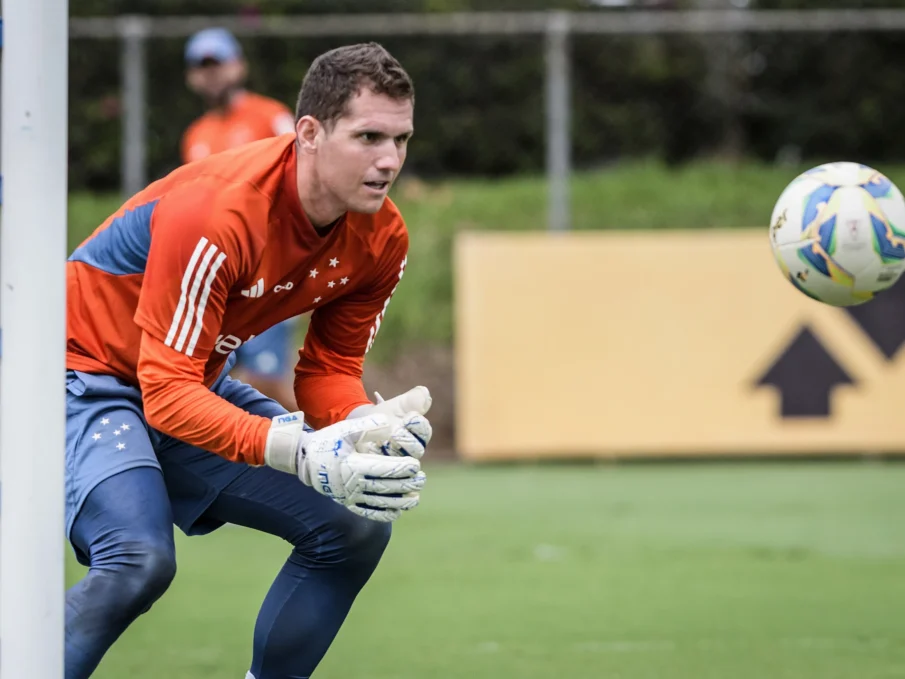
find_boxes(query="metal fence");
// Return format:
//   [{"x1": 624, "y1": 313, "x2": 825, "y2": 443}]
[{"x1": 70, "y1": 9, "x2": 905, "y2": 230}]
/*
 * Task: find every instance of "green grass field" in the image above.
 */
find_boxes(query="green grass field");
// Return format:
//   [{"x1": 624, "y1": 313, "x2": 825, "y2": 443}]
[{"x1": 69, "y1": 461, "x2": 905, "y2": 679}]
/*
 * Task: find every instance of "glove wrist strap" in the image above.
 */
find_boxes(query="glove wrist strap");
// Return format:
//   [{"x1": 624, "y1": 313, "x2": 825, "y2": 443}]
[
  {"x1": 264, "y1": 431, "x2": 300, "y2": 475},
  {"x1": 263, "y1": 412, "x2": 308, "y2": 477}
]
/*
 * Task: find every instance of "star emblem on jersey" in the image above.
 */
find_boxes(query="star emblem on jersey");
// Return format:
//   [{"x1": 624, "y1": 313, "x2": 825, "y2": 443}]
[
  {"x1": 296, "y1": 254, "x2": 354, "y2": 309},
  {"x1": 101, "y1": 418, "x2": 110, "y2": 426}
]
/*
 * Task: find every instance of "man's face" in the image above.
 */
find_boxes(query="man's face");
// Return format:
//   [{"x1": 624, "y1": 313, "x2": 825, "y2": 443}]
[
  {"x1": 186, "y1": 58, "x2": 246, "y2": 104},
  {"x1": 310, "y1": 88, "x2": 414, "y2": 215}
]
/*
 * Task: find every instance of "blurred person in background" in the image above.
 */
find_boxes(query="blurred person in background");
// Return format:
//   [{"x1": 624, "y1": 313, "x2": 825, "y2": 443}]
[
  {"x1": 182, "y1": 27, "x2": 296, "y2": 162},
  {"x1": 182, "y1": 27, "x2": 298, "y2": 409}
]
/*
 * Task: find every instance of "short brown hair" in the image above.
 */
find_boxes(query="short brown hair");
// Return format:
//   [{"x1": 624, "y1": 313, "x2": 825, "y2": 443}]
[{"x1": 295, "y1": 42, "x2": 414, "y2": 127}]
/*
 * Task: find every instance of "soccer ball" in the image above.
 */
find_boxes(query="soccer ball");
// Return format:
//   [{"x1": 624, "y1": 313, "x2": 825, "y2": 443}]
[{"x1": 769, "y1": 161, "x2": 905, "y2": 306}]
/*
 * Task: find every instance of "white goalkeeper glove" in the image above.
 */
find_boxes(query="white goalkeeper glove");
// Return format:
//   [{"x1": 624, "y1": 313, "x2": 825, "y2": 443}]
[
  {"x1": 263, "y1": 412, "x2": 426, "y2": 522},
  {"x1": 348, "y1": 386, "x2": 433, "y2": 459}
]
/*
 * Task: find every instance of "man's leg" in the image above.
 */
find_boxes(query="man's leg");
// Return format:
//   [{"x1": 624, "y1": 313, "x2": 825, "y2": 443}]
[
  {"x1": 66, "y1": 468, "x2": 176, "y2": 679},
  {"x1": 156, "y1": 375, "x2": 391, "y2": 679},
  {"x1": 64, "y1": 371, "x2": 176, "y2": 679},
  {"x1": 209, "y1": 465, "x2": 392, "y2": 679}
]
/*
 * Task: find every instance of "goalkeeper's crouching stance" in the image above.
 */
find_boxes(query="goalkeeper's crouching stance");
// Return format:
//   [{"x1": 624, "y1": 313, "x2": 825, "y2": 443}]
[{"x1": 64, "y1": 42, "x2": 431, "y2": 679}]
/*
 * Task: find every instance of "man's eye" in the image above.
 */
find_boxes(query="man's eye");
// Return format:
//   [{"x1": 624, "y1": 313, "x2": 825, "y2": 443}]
[{"x1": 360, "y1": 133, "x2": 379, "y2": 143}]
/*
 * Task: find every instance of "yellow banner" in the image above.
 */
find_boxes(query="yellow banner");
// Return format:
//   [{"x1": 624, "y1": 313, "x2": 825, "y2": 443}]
[{"x1": 454, "y1": 230, "x2": 905, "y2": 460}]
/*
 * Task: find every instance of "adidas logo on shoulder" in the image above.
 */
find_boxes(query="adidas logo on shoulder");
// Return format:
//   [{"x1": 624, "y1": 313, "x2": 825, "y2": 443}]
[{"x1": 241, "y1": 278, "x2": 265, "y2": 298}]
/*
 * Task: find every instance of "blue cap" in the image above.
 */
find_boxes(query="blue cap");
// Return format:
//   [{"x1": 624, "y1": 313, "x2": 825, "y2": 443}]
[{"x1": 185, "y1": 28, "x2": 243, "y2": 66}]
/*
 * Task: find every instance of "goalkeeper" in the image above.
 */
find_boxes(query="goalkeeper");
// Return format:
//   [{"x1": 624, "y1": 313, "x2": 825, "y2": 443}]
[{"x1": 64, "y1": 42, "x2": 430, "y2": 679}]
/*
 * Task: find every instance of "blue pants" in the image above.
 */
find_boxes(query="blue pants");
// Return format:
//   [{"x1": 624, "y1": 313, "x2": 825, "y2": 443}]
[{"x1": 65, "y1": 368, "x2": 392, "y2": 679}]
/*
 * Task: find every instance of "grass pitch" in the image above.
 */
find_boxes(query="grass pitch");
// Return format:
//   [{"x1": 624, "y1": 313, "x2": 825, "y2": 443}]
[{"x1": 69, "y1": 461, "x2": 905, "y2": 679}]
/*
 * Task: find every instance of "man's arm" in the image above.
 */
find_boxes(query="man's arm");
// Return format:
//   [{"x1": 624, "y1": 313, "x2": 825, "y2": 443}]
[
  {"x1": 294, "y1": 228, "x2": 409, "y2": 430},
  {"x1": 133, "y1": 186, "x2": 273, "y2": 461},
  {"x1": 138, "y1": 331, "x2": 271, "y2": 463},
  {"x1": 139, "y1": 330, "x2": 424, "y2": 521},
  {"x1": 128, "y1": 187, "x2": 425, "y2": 517}
]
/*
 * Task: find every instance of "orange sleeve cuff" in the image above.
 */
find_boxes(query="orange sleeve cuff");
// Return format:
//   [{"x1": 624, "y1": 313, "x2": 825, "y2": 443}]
[
  {"x1": 294, "y1": 373, "x2": 370, "y2": 430},
  {"x1": 138, "y1": 332, "x2": 272, "y2": 465}
]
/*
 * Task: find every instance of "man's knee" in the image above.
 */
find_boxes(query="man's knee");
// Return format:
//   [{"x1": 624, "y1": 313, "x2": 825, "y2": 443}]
[
  {"x1": 312, "y1": 511, "x2": 392, "y2": 567},
  {"x1": 129, "y1": 542, "x2": 177, "y2": 608},
  {"x1": 92, "y1": 538, "x2": 177, "y2": 616}
]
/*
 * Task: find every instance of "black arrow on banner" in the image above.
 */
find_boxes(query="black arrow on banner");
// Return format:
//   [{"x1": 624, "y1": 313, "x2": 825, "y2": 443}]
[
  {"x1": 844, "y1": 279, "x2": 905, "y2": 360},
  {"x1": 756, "y1": 326, "x2": 855, "y2": 417}
]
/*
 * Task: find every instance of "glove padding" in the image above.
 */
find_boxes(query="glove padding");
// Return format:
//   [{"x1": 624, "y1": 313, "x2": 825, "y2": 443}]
[
  {"x1": 264, "y1": 412, "x2": 426, "y2": 522},
  {"x1": 349, "y1": 386, "x2": 433, "y2": 459}
]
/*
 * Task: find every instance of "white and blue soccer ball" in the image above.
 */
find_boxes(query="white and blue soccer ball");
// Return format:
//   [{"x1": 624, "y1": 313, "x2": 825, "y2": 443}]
[{"x1": 769, "y1": 162, "x2": 905, "y2": 306}]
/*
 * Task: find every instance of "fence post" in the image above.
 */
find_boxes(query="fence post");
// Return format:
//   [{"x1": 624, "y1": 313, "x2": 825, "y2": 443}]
[
  {"x1": 121, "y1": 15, "x2": 149, "y2": 198},
  {"x1": 545, "y1": 10, "x2": 572, "y2": 232}
]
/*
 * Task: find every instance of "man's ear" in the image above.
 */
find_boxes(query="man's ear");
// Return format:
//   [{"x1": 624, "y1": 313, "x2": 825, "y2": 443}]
[{"x1": 295, "y1": 116, "x2": 320, "y2": 154}]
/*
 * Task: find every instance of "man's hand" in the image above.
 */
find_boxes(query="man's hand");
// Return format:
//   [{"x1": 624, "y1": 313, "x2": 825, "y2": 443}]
[
  {"x1": 263, "y1": 412, "x2": 425, "y2": 522},
  {"x1": 349, "y1": 386, "x2": 433, "y2": 459}
]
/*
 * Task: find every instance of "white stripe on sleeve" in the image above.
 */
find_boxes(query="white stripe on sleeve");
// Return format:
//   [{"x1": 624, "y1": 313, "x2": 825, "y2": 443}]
[
  {"x1": 164, "y1": 237, "x2": 209, "y2": 348},
  {"x1": 173, "y1": 242, "x2": 219, "y2": 353},
  {"x1": 186, "y1": 251, "x2": 227, "y2": 357}
]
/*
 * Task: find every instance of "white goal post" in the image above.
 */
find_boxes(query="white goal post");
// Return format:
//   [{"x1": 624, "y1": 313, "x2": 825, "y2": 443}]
[{"x1": 1, "y1": 0, "x2": 69, "y2": 677}]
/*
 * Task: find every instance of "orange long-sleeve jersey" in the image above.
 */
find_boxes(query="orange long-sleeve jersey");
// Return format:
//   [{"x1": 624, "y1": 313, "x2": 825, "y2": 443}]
[
  {"x1": 181, "y1": 91, "x2": 295, "y2": 164},
  {"x1": 67, "y1": 134, "x2": 409, "y2": 466}
]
